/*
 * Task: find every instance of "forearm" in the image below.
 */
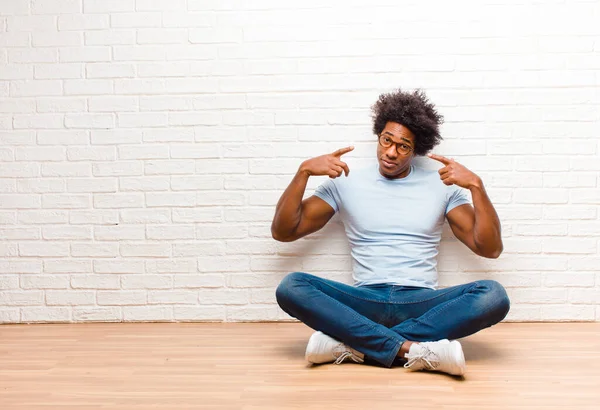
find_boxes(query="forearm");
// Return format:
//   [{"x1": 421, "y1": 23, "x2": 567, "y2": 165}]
[
  {"x1": 271, "y1": 168, "x2": 310, "y2": 240},
  {"x1": 470, "y1": 179, "x2": 503, "y2": 258}
]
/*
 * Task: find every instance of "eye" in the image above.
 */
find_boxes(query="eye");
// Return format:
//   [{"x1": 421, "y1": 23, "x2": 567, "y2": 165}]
[
  {"x1": 399, "y1": 144, "x2": 410, "y2": 150},
  {"x1": 383, "y1": 137, "x2": 392, "y2": 144}
]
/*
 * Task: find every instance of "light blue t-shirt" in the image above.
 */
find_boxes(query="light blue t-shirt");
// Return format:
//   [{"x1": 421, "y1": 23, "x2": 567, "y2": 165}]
[{"x1": 313, "y1": 164, "x2": 471, "y2": 289}]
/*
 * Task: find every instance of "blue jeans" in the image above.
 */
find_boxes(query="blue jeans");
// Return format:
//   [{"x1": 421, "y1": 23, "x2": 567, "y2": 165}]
[{"x1": 276, "y1": 272, "x2": 510, "y2": 368}]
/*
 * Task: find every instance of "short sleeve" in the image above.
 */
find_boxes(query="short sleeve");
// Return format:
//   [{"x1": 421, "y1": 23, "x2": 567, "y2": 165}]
[
  {"x1": 445, "y1": 186, "x2": 471, "y2": 215},
  {"x1": 313, "y1": 178, "x2": 340, "y2": 213}
]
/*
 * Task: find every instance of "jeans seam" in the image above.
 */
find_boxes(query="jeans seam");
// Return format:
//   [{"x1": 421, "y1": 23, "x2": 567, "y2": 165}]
[
  {"x1": 388, "y1": 287, "x2": 461, "y2": 305},
  {"x1": 308, "y1": 278, "x2": 391, "y2": 304}
]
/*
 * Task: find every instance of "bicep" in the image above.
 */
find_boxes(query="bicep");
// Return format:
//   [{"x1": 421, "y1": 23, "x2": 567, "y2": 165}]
[
  {"x1": 446, "y1": 203, "x2": 479, "y2": 254},
  {"x1": 292, "y1": 195, "x2": 336, "y2": 240}
]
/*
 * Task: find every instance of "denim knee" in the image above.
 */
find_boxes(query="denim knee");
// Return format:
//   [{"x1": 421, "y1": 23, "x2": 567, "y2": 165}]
[
  {"x1": 477, "y1": 280, "x2": 510, "y2": 323},
  {"x1": 275, "y1": 271, "x2": 308, "y2": 310}
]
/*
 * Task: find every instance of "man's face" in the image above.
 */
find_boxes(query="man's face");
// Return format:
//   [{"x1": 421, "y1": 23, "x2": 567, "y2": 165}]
[{"x1": 377, "y1": 121, "x2": 416, "y2": 179}]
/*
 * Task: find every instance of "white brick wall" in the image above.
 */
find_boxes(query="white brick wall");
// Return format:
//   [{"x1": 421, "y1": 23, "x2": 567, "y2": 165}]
[{"x1": 0, "y1": 0, "x2": 599, "y2": 323}]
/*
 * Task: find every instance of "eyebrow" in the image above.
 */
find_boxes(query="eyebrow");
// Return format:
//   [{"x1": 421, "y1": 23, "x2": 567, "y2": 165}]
[{"x1": 382, "y1": 131, "x2": 413, "y2": 146}]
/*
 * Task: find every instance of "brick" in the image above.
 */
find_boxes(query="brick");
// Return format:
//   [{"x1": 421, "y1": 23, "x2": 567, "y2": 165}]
[
  {"x1": 60, "y1": 47, "x2": 110, "y2": 62},
  {"x1": 94, "y1": 226, "x2": 145, "y2": 241},
  {"x1": 120, "y1": 209, "x2": 170, "y2": 223},
  {"x1": 146, "y1": 259, "x2": 195, "y2": 273},
  {"x1": 69, "y1": 210, "x2": 118, "y2": 225},
  {"x1": 198, "y1": 256, "x2": 249, "y2": 272},
  {"x1": 146, "y1": 225, "x2": 195, "y2": 240},
  {"x1": 137, "y1": 29, "x2": 187, "y2": 44},
  {"x1": 9, "y1": 49, "x2": 57, "y2": 63},
  {"x1": 11, "y1": 80, "x2": 62, "y2": 97},
  {"x1": 92, "y1": 161, "x2": 142, "y2": 176},
  {"x1": 38, "y1": 130, "x2": 88, "y2": 145},
  {"x1": 120, "y1": 243, "x2": 170, "y2": 257},
  {"x1": 32, "y1": 0, "x2": 82, "y2": 14},
  {"x1": 118, "y1": 113, "x2": 167, "y2": 128},
  {"x1": 0, "y1": 164, "x2": 40, "y2": 178},
  {"x1": 37, "y1": 97, "x2": 87, "y2": 113},
  {"x1": 58, "y1": 14, "x2": 109, "y2": 30},
  {"x1": 71, "y1": 275, "x2": 119, "y2": 289},
  {"x1": 16, "y1": 147, "x2": 66, "y2": 161},
  {"x1": 171, "y1": 176, "x2": 223, "y2": 191},
  {"x1": 123, "y1": 306, "x2": 172, "y2": 321},
  {"x1": 71, "y1": 242, "x2": 118, "y2": 258},
  {"x1": 20, "y1": 275, "x2": 69, "y2": 289},
  {"x1": 145, "y1": 160, "x2": 194, "y2": 175},
  {"x1": 42, "y1": 226, "x2": 92, "y2": 240},
  {"x1": 173, "y1": 306, "x2": 224, "y2": 321},
  {"x1": 0, "y1": 275, "x2": 19, "y2": 290},
  {"x1": 85, "y1": 30, "x2": 135, "y2": 46},
  {"x1": 122, "y1": 274, "x2": 171, "y2": 289},
  {"x1": 14, "y1": 114, "x2": 64, "y2": 129},
  {"x1": 42, "y1": 194, "x2": 89, "y2": 209},
  {"x1": 92, "y1": 130, "x2": 142, "y2": 145},
  {"x1": 146, "y1": 192, "x2": 195, "y2": 207},
  {"x1": 0, "y1": 194, "x2": 41, "y2": 209},
  {"x1": 198, "y1": 289, "x2": 248, "y2": 305},
  {"x1": 42, "y1": 163, "x2": 90, "y2": 177},
  {"x1": 94, "y1": 193, "x2": 144, "y2": 208},
  {"x1": 97, "y1": 290, "x2": 146, "y2": 306},
  {"x1": 227, "y1": 305, "x2": 278, "y2": 321},
  {"x1": 172, "y1": 208, "x2": 221, "y2": 223},
  {"x1": 21, "y1": 307, "x2": 70, "y2": 323},
  {"x1": 173, "y1": 273, "x2": 224, "y2": 288},
  {"x1": 148, "y1": 290, "x2": 197, "y2": 305},
  {"x1": 119, "y1": 176, "x2": 170, "y2": 191},
  {"x1": 174, "y1": 237, "x2": 221, "y2": 256},
  {"x1": 65, "y1": 113, "x2": 114, "y2": 129},
  {"x1": 89, "y1": 96, "x2": 138, "y2": 112},
  {"x1": 93, "y1": 260, "x2": 144, "y2": 274},
  {"x1": 64, "y1": 79, "x2": 113, "y2": 95},
  {"x1": 19, "y1": 243, "x2": 69, "y2": 257},
  {"x1": 73, "y1": 307, "x2": 121, "y2": 322},
  {"x1": 17, "y1": 210, "x2": 69, "y2": 225},
  {"x1": 44, "y1": 259, "x2": 91, "y2": 273},
  {"x1": 32, "y1": 31, "x2": 83, "y2": 47},
  {"x1": 67, "y1": 147, "x2": 116, "y2": 162},
  {"x1": 86, "y1": 63, "x2": 135, "y2": 79},
  {"x1": 111, "y1": 13, "x2": 162, "y2": 29}
]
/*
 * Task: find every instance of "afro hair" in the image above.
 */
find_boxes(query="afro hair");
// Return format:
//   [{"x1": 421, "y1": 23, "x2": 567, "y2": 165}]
[{"x1": 371, "y1": 89, "x2": 444, "y2": 156}]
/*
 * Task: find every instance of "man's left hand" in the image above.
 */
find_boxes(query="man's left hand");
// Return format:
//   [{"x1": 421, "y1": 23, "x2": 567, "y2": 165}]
[{"x1": 428, "y1": 153, "x2": 482, "y2": 190}]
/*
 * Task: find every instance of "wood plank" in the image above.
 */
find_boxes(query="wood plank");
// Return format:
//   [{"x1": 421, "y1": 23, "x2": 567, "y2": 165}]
[{"x1": 1, "y1": 323, "x2": 599, "y2": 409}]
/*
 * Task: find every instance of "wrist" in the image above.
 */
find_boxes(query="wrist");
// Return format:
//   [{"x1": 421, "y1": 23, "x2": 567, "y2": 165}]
[
  {"x1": 298, "y1": 162, "x2": 312, "y2": 178},
  {"x1": 468, "y1": 176, "x2": 483, "y2": 191}
]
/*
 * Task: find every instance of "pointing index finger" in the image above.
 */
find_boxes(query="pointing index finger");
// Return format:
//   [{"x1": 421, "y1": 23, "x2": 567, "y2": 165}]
[
  {"x1": 428, "y1": 153, "x2": 452, "y2": 165},
  {"x1": 332, "y1": 146, "x2": 354, "y2": 157}
]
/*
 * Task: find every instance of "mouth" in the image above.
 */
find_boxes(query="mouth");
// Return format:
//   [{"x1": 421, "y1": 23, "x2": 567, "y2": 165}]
[{"x1": 380, "y1": 159, "x2": 396, "y2": 169}]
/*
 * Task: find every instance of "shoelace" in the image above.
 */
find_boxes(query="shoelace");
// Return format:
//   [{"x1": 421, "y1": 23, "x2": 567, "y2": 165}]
[
  {"x1": 404, "y1": 345, "x2": 440, "y2": 371},
  {"x1": 333, "y1": 344, "x2": 365, "y2": 365}
]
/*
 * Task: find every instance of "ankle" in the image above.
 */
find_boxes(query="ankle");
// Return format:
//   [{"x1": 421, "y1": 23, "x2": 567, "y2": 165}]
[{"x1": 398, "y1": 341, "x2": 417, "y2": 358}]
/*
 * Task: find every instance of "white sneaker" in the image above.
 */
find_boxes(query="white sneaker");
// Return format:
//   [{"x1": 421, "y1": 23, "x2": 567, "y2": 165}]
[
  {"x1": 403, "y1": 339, "x2": 466, "y2": 376},
  {"x1": 305, "y1": 331, "x2": 365, "y2": 365}
]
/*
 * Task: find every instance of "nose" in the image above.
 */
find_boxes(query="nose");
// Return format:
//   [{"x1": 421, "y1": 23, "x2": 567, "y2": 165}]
[{"x1": 385, "y1": 144, "x2": 398, "y2": 159}]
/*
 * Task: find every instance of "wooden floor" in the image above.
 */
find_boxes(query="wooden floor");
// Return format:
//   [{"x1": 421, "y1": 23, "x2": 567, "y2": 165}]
[{"x1": 0, "y1": 323, "x2": 599, "y2": 409}]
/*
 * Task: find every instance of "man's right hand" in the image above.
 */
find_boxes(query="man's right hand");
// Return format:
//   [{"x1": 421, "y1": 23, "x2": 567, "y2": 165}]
[{"x1": 299, "y1": 146, "x2": 354, "y2": 178}]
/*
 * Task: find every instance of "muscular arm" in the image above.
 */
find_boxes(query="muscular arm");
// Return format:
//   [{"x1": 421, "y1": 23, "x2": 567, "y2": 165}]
[
  {"x1": 270, "y1": 170, "x2": 335, "y2": 242},
  {"x1": 271, "y1": 146, "x2": 353, "y2": 242},
  {"x1": 428, "y1": 153, "x2": 502, "y2": 259},
  {"x1": 446, "y1": 181, "x2": 503, "y2": 259}
]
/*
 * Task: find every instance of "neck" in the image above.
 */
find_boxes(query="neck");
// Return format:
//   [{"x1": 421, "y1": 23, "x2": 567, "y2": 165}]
[{"x1": 380, "y1": 164, "x2": 411, "y2": 180}]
